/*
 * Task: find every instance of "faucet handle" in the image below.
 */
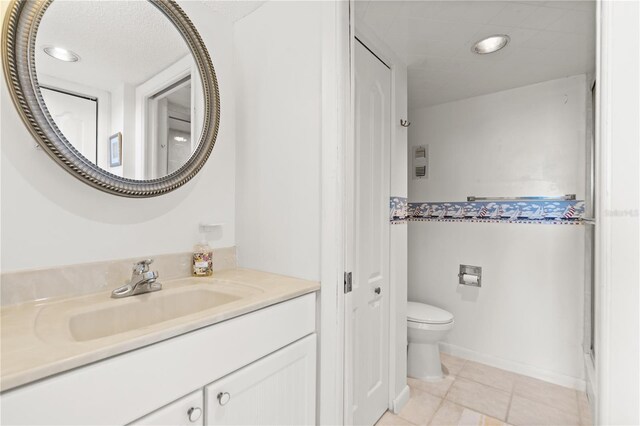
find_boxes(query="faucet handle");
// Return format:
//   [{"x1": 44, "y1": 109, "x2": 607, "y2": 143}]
[{"x1": 132, "y1": 259, "x2": 154, "y2": 274}]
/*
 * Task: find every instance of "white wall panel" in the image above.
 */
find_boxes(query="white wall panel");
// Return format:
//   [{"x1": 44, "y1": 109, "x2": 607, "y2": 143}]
[
  {"x1": 234, "y1": 2, "x2": 322, "y2": 281},
  {"x1": 408, "y1": 76, "x2": 588, "y2": 387},
  {"x1": 0, "y1": 2, "x2": 236, "y2": 272}
]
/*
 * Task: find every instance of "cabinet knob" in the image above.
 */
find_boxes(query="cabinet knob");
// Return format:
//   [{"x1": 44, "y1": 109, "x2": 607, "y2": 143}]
[
  {"x1": 187, "y1": 407, "x2": 202, "y2": 422},
  {"x1": 374, "y1": 287, "x2": 381, "y2": 294},
  {"x1": 217, "y1": 391, "x2": 231, "y2": 406}
]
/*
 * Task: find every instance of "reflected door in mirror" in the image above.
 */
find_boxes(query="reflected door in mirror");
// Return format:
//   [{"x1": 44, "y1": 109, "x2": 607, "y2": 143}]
[
  {"x1": 147, "y1": 76, "x2": 194, "y2": 178},
  {"x1": 35, "y1": 0, "x2": 203, "y2": 180},
  {"x1": 40, "y1": 87, "x2": 98, "y2": 164}
]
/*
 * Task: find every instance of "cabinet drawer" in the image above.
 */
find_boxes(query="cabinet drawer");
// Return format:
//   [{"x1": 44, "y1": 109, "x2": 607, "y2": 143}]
[
  {"x1": 205, "y1": 334, "x2": 316, "y2": 425},
  {"x1": 130, "y1": 390, "x2": 204, "y2": 426}
]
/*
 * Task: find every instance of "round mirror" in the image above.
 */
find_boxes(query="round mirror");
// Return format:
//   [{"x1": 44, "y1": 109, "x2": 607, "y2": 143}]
[{"x1": 2, "y1": 0, "x2": 220, "y2": 197}]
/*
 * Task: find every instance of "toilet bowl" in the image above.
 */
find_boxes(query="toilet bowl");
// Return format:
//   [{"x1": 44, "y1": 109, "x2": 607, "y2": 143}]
[{"x1": 407, "y1": 301, "x2": 454, "y2": 381}]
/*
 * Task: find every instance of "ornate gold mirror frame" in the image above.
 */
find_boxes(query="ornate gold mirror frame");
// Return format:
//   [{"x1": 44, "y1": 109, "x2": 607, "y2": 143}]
[{"x1": 2, "y1": 0, "x2": 220, "y2": 197}]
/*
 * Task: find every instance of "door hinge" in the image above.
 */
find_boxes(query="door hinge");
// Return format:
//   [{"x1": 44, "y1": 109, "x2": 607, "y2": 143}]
[{"x1": 344, "y1": 272, "x2": 352, "y2": 294}]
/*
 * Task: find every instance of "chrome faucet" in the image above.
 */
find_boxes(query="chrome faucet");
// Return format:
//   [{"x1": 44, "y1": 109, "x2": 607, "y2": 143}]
[{"x1": 111, "y1": 259, "x2": 162, "y2": 298}]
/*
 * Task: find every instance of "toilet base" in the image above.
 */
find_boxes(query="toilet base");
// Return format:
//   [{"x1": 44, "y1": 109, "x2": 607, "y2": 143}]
[{"x1": 408, "y1": 341, "x2": 444, "y2": 381}]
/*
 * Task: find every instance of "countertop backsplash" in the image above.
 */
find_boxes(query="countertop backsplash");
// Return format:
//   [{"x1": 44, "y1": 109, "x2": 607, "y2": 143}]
[{"x1": 0, "y1": 247, "x2": 237, "y2": 307}]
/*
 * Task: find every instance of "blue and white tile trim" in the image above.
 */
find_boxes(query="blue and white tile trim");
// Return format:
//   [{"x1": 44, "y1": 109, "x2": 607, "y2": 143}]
[
  {"x1": 389, "y1": 198, "x2": 586, "y2": 225},
  {"x1": 390, "y1": 197, "x2": 408, "y2": 224},
  {"x1": 407, "y1": 200, "x2": 585, "y2": 225}
]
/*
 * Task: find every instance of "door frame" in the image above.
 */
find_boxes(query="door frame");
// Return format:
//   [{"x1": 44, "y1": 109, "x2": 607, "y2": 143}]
[
  {"x1": 321, "y1": 2, "x2": 640, "y2": 425},
  {"x1": 343, "y1": 17, "x2": 407, "y2": 426},
  {"x1": 593, "y1": 0, "x2": 640, "y2": 424},
  {"x1": 352, "y1": 18, "x2": 411, "y2": 417},
  {"x1": 318, "y1": 1, "x2": 349, "y2": 425},
  {"x1": 318, "y1": 1, "x2": 408, "y2": 424},
  {"x1": 134, "y1": 55, "x2": 196, "y2": 179},
  {"x1": 344, "y1": 34, "x2": 393, "y2": 426}
]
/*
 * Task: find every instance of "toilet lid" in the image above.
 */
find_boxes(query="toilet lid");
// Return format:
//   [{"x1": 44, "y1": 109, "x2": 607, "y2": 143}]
[{"x1": 407, "y1": 302, "x2": 454, "y2": 324}]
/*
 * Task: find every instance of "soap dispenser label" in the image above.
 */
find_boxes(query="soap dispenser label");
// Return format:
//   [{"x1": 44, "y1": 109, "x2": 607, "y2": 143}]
[{"x1": 193, "y1": 252, "x2": 213, "y2": 276}]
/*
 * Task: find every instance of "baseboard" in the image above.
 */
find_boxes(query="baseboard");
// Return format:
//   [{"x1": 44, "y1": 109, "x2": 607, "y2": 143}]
[
  {"x1": 439, "y1": 342, "x2": 586, "y2": 391},
  {"x1": 392, "y1": 385, "x2": 410, "y2": 414}
]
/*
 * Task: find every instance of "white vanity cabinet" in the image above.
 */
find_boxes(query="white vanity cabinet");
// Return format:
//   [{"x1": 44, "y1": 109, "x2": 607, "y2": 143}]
[
  {"x1": 205, "y1": 334, "x2": 316, "y2": 425},
  {"x1": 129, "y1": 335, "x2": 316, "y2": 426},
  {"x1": 1, "y1": 293, "x2": 317, "y2": 426},
  {"x1": 131, "y1": 390, "x2": 204, "y2": 426}
]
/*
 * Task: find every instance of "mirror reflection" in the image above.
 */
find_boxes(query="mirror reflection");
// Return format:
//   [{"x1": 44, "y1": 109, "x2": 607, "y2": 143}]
[{"x1": 35, "y1": 0, "x2": 204, "y2": 180}]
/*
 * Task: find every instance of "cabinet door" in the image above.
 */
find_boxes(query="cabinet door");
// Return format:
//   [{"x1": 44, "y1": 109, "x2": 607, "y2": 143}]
[
  {"x1": 205, "y1": 334, "x2": 316, "y2": 425},
  {"x1": 129, "y1": 390, "x2": 204, "y2": 426}
]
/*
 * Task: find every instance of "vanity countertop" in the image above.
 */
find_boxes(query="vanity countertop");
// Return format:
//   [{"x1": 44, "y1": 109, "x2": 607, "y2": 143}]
[{"x1": 0, "y1": 268, "x2": 319, "y2": 392}]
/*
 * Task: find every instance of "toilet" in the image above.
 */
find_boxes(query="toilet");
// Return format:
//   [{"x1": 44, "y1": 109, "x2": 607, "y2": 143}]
[{"x1": 407, "y1": 301, "x2": 455, "y2": 381}]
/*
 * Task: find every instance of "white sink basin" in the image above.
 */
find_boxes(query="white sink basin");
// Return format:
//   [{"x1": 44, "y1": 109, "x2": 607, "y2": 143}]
[
  {"x1": 32, "y1": 279, "x2": 264, "y2": 344},
  {"x1": 2, "y1": 270, "x2": 319, "y2": 392},
  {"x1": 67, "y1": 287, "x2": 242, "y2": 341}
]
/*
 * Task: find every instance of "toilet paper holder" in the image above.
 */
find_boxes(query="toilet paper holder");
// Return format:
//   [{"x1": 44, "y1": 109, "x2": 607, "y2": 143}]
[{"x1": 458, "y1": 264, "x2": 482, "y2": 287}]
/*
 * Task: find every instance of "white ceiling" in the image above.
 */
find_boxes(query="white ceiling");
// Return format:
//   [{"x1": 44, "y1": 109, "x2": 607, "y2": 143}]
[
  {"x1": 200, "y1": 1, "x2": 266, "y2": 22},
  {"x1": 34, "y1": 1, "x2": 267, "y2": 93},
  {"x1": 166, "y1": 82, "x2": 191, "y2": 110},
  {"x1": 36, "y1": 0, "x2": 191, "y2": 92},
  {"x1": 356, "y1": 0, "x2": 596, "y2": 109}
]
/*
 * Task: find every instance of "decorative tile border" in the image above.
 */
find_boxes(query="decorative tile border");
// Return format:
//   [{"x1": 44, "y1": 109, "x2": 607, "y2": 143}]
[
  {"x1": 390, "y1": 196, "x2": 408, "y2": 224},
  {"x1": 406, "y1": 200, "x2": 586, "y2": 225},
  {"x1": 389, "y1": 197, "x2": 586, "y2": 225}
]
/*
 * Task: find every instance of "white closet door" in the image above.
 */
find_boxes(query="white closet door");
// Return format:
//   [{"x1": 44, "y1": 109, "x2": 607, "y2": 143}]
[
  {"x1": 204, "y1": 334, "x2": 316, "y2": 425},
  {"x1": 348, "y1": 38, "x2": 392, "y2": 426},
  {"x1": 40, "y1": 87, "x2": 97, "y2": 163}
]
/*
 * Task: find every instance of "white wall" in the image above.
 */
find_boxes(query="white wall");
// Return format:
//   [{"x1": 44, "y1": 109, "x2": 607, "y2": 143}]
[
  {"x1": 389, "y1": 60, "x2": 409, "y2": 413},
  {"x1": 408, "y1": 76, "x2": 588, "y2": 388},
  {"x1": 233, "y1": 1, "x2": 322, "y2": 281},
  {"x1": 596, "y1": 1, "x2": 640, "y2": 423},
  {"x1": 410, "y1": 75, "x2": 587, "y2": 201},
  {"x1": 0, "y1": 2, "x2": 236, "y2": 272},
  {"x1": 110, "y1": 83, "x2": 134, "y2": 177}
]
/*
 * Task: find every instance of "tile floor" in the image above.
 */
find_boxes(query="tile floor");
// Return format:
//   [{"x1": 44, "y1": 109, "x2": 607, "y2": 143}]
[{"x1": 376, "y1": 353, "x2": 593, "y2": 426}]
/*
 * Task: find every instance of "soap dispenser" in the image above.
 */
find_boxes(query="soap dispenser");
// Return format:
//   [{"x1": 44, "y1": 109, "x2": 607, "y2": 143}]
[{"x1": 192, "y1": 235, "x2": 213, "y2": 277}]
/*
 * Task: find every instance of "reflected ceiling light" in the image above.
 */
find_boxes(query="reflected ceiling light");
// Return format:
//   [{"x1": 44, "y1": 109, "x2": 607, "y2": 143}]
[
  {"x1": 43, "y1": 46, "x2": 80, "y2": 62},
  {"x1": 174, "y1": 136, "x2": 188, "y2": 142},
  {"x1": 472, "y1": 35, "x2": 510, "y2": 54}
]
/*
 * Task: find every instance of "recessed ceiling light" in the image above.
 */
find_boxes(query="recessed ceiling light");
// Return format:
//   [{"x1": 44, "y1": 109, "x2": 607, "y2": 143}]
[
  {"x1": 43, "y1": 46, "x2": 80, "y2": 62},
  {"x1": 472, "y1": 35, "x2": 510, "y2": 55}
]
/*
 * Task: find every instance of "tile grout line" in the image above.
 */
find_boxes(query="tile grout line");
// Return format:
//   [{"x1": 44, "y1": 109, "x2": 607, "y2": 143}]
[
  {"x1": 427, "y1": 396, "x2": 446, "y2": 426},
  {"x1": 456, "y1": 359, "x2": 520, "y2": 394},
  {"x1": 439, "y1": 359, "x2": 462, "y2": 402},
  {"x1": 504, "y1": 381, "x2": 517, "y2": 424},
  {"x1": 431, "y1": 370, "x2": 459, "y2": 426},
  {"x1": 396, "y1": 408, "x2": 418, "y2": 426},
  {"x1": 394, "y1": 386, "x2": 418, "y2": 426},
  {"x1": 507, "y1": 392, "x2": 584, "y2": 425},
  {"x1": 440, "y1": 361, "x2": 492, "y2": 425},
  {"x1": 453, "y1": 374, "x2": 514, "y2": 396},
  {"x1": 452, "y1": 356, "x2": 582, "y2": 416},
  {"x1": 575, "y1": 390, "x2": 584, "y2": 425},
  {"x1": 455, "y1": 378, "x2": 512, "y2": 423},
  {"x1": 408, "y1": 381, "x2": 449, "y2": 426},
  {"x1": 431, "y1": 354, "x2": 583, "y2": 425},
  {"x1": 409, "y1": 356, "x2": 466, "y2": 425},
  {"x1": 445, "y1": 357, "x2": 513, "y2": 423},
  {"x1": 452, "y1": 354, "x2": 582, "y2": 396}
]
